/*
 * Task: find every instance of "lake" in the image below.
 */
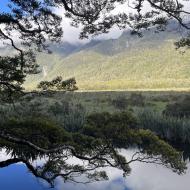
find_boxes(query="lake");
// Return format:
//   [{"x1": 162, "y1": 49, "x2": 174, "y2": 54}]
[{"x1": 0, "y1": 149, "x2": 189, "y2": 190}]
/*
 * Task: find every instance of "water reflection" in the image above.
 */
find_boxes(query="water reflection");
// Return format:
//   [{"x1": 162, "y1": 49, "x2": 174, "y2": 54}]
[
  {"x1": 0, "y1": 149, "x2": 189, "y2": 190},
  {"x1": 59, "y1": 149, "x2": 190, "y2": 190}
]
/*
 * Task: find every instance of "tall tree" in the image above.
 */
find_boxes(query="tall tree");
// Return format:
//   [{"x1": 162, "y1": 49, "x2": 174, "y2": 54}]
[{"x1": 0, "y1": 0, "x2": 62, "y2": 95}]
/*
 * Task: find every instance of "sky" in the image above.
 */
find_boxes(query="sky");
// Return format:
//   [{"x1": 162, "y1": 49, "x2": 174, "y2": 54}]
[
  {"x1": 0, "y1": 0, "x2": 189, "y2": 44},
  {"x1": 58, "y1": 8, "x2": 123, "y2": 44},
  {"x1": 0, "y1": 0, "x2": 11, "y2": 12}
]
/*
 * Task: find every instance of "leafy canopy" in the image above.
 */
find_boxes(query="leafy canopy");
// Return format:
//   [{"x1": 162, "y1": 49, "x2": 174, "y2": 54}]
[
  {"x1": 0, "y1": 111, "x2": 186, "y2": 186},
  {"x1": 37, "y1": 76, "x2": 78, "y2": 91}
]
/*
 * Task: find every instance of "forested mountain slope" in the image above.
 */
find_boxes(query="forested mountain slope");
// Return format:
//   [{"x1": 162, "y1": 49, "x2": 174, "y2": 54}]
[{"x1": 24, "y1": 30, "x2": 190, "y2": 91}]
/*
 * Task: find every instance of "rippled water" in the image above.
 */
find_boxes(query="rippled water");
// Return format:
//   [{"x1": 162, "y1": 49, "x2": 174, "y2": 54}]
[{"x1": 0, "y1": 149, "x2": 189, "y2": 190}]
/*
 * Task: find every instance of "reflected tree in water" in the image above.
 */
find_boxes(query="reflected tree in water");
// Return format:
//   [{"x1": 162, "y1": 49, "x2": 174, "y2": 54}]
[{"x1": 0, "y1": 112, "x2": 187, "y2": 187}]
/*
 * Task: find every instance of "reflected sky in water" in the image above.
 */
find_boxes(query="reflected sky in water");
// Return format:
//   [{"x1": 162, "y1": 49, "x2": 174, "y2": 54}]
[
  {"x1": 0, "y1": 149, "x2": 189, "y2": 190},
  {"x1": 0, "y1": 164, "x2": 49, "y2": 190}
]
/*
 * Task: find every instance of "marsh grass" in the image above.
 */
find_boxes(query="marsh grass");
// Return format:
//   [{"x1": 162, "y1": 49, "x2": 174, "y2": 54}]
[{"x1": 134, "y1": 108, "x2": 190, "y2": 144}]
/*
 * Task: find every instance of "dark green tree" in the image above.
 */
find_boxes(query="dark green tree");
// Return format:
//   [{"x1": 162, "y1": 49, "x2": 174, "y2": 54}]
[
  {"x1": 0, "y1": 0, "x2": 62, "y2": 95},
  {"x1": 0, "y1": 112, "x2": 187, "y2": 186},
  {"x1": 37, "y1": 76, "x2": 78, "y2": 91}
]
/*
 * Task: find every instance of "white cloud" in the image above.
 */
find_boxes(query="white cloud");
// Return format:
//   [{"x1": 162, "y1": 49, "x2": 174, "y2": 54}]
[{"x1": 55, "y1": 8, "x2": 123, "y2": 44}]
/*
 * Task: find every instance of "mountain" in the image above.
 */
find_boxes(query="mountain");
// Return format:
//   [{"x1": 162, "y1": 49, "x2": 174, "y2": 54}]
[
  {"x1": 49, "y1": 42, "x2": 80, "y2": 56},
  {"x1": 24, "y1": 28, "x2": 190, "y2": 91}
]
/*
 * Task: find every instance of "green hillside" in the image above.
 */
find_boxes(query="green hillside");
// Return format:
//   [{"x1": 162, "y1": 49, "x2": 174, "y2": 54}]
[{"x1": 24, "y1": 31, "x2": 190, "y2": 91}]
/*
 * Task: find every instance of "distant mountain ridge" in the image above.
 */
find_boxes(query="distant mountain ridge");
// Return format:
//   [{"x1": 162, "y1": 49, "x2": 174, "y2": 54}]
[{"x1": 24, "y1": 28, "x2": 190, "y2": 91}]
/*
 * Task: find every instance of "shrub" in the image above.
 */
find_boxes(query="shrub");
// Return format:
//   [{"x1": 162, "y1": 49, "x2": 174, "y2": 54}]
[
  {"x1": 111, "y1": 96, "x2": 128, "y2": 110},
  {"x1": 135, "y1": 108, "x2": 190, "y2": 144},
  {"x1": 1, "y1": 117, "x2": 71, "y2": 148},
  {"x1": 0, "y1": 99, "x2": 86, "y2": 133},
  {"x1": 38, "y1": 76, "x2": 78, "y2": 91},
  {"x1": 128, "y1": 93, "x2": 145, "y2": 107},
  {"x1": 163, "y1": 96, "x2": 190, "y2": 118},
  {"x1": 48, "y1": 101, "x2": 86, "y2": 132}
]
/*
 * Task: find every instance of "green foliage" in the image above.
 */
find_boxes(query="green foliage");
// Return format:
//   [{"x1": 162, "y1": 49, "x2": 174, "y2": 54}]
[
  {"x1": 48, "y1": 101, "x2": 86, "y2": 132},
  {"x1": 84, "y1": 112, "x2": 138, "y2": 147},
  {"x1": 0, "y1": 0, "x2": 189, "y2": 185},
  {"x1": 111, "y1": 96, "x2": 128, "y2": 110},
  {"x1": 175, "y1": 34, "x2": 190, "y2": 49},
  {"x1": 25, "y1": 38, "x2": 190, "y2": 91},
  {"x1": 1, "y1": 117, "x2": 71, "y2": 149},
  {"x1": 163, "y1": 96, "x2": 190, "y2": 118},
  {"x1": 83, "y1": 111, "x2": 186, "y2": 174},
  {"x1": 0, "y1": 98, "x2": 86, "y2": 133},
  {"x1": 0, "y1": 104, "x2": 187, "y2": 179},
  {"x1": 37, "y1": 76, "x2": 78, "y2": 91},
  {"x1": 111, "y1": 93, "x2": 145, "y2": 110},
  {"x1": 132, "y1": 129, "x2": 186, "y2": 174},
  {"x1": 0, "y1": 0, "x2": 62, "y2": 98},
  {"x1": 135, "y1": 108, "x2": 190, "y2": 144},
  {"x1": 128, "y1": 93, "x2": 145, "y2": 107},
  {"x1": 0, "y1": 55, "x2": 37, "y2": 101}
]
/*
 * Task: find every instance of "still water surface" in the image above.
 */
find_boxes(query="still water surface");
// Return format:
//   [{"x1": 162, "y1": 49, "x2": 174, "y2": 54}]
[{"x1": 0, "y1": 149, "x2": 189, "y2": 190}]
